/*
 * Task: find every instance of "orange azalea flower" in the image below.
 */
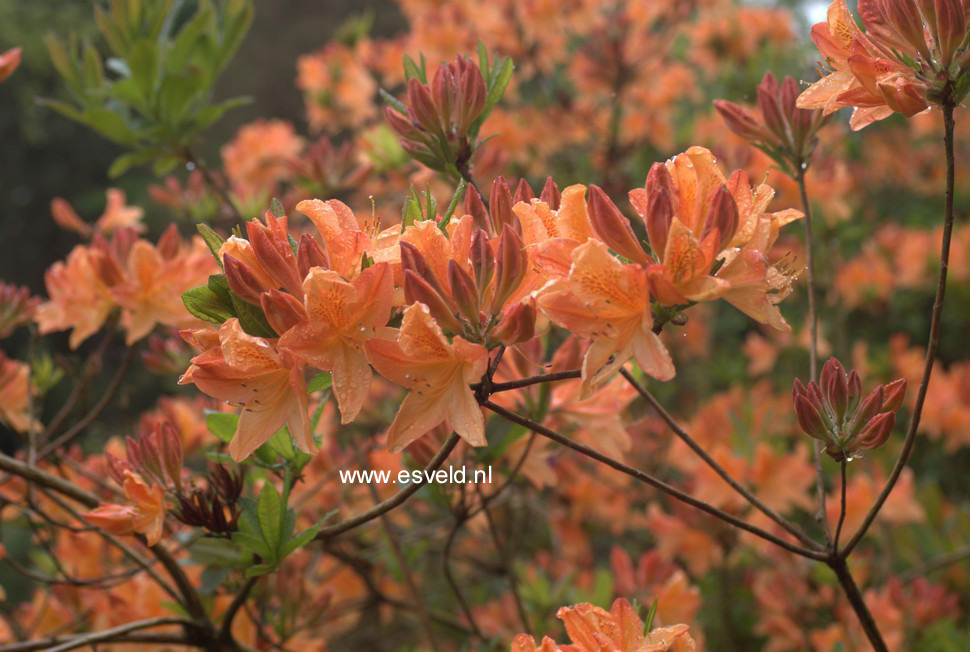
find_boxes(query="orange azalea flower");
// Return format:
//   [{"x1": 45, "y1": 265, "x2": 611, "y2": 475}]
[
  {"x1": 797, "y1": 0, "x2": 943, "y2": 130},
  {"x1": 296, "y1": 198, "x2": 371, "y2": 278},
  {"x1": 179, "y1": 318, "x2": 311, "y2": 461},
  {"x1": 50, "y1": 188, "x2": 145, "y2": 237},
  {"x1": 0, "y1": 47, "x2": 22, "y2": 84},
  {"x1": 537, "y1": 239, "x2": 674, "y2": 393},
  {"x1": 112, "y1": 226, "x2": 218, "y2": 344},
  {"x1": 513, "y1": 598, "x2": 695, "y2": 652},
  {"x1": 84, "y1": 471, "x2": 166, "y2": 545},
  {"x1": 0, "y1": 353, "x2": 33, "y2": 433},
  {"x1": 514, "y1": 184, "x2": 594, "y2": 277},
  {"x1": 279, "y1": 262, "x2": 394, "y2": 423},
  {"x1": 364, "y1": 303, "x2": 488, "y2": 451},
  {"x1": 36, "y1": 245, "x2": 115, "y2": 349},
  {"x1": 222, "y1": 119, "x2": 304, "y2": 199}
]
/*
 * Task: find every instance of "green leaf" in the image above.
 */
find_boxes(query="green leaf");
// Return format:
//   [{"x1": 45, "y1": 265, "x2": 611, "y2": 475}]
[
  {"x1": 129, "y1": 38, "x2": 159, "y2": 100},
  {"x1": 379, "y1": 88, "x2": 407, "y2": 114},
  {"x1": 307, "y1": 372, "x2": 332, "y2": 393},
  {"x1": 229, "y1": 292, "x2": 276, "y2": 338},
  {"x1": 438, "y1": 178, "x2": 467, "y2": 232},
  {"x1": 270, "y1": 197, "x2": 286, "y2": 218},
  {"x1": 402, "y1": 54, "x2": 426, "y2": 83},
  {"x1": 280, "y1": 525, "x2": 320, "y2": 558},
  {"x1": 80, "y1": 108, "x2": 138, "y2": 146},
  {"x1": 231, "y1": 531, "x2": 271, "y2": 558},
  {"x1": 182, "y1": 285, "x2": 234, "y2": 324},
  {"x1": 205, "y1": 411, "x2": 238, "y2": 443},
  {"x1": 263, "y1": 427, "x2": 295, "y2": 461},
  {"x1": 243, "y1": 563, "x2": 274, "y2": 578},
  {"x1": 256, "y1": 484, "x2": 282, "y2": 556},
  {"x1": 197, "y1": 225, "x2": 226, "y2": 265},
  {"x1": 108, "y1": 149, "x2": 157, "y2": 177},
  {"x1": 643, "y1": 599, "x2": 659, "y2": 633}
]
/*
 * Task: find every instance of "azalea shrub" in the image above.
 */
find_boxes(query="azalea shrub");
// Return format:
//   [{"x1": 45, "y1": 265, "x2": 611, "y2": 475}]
[{"x1": 2, "y1": 0, "x2": 970, "y2": 650}]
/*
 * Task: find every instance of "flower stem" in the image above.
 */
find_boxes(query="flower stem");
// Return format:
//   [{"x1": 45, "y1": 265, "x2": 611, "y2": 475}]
[{"x1": 841, "y1": 101, "x2": 957, "y2": 558}]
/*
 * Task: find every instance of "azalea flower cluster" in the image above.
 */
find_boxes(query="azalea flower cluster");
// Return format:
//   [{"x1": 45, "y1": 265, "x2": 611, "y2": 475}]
[
  {"x1": 35, "y1": 191, "x2": 217, "y2": 347},
  {"x1": 178, "y1": 146, "x2": 802, "y2": 463},
  {"x1": 798, "y1": 0, "x2": 970, "y2": 129}
]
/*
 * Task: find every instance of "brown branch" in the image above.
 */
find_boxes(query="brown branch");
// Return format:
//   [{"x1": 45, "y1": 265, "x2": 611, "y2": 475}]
[
  {"x1": 315, "y1": 433, "x2": 461, "y2": 540},
  {"x1": 475, "y1": 369, "x2": 582, "y2": 394},
  {"x1": 0, "y1": 631, "x2": 191, "y2": 652},
  {"x1": 218, "y1": 576, "x2": 258, "y2": 643},
  {"x1": 35, "y1": 617, "x2": 191, "y2": 652},
  {"x1": 829, "y1": 558, "x2": 888, "y2": 652},
  {"x1": 899, "y1": 545, "x2": 970, "y2": 584},
  {"x1": 481, "y1": 400, "x2": 828, "y2": 561},
  {"x1": 37, "y1": 345, "x2": 137, "y2": 459},
  {"x1": 841, "y1": 101, "x2": 958, "y2": 558},
  {"x1": 833, "y1": 460, "x2": 847, "y2": 552},
  {"x1": 619, "y1": 368, "x2": 822, "y2": 551}
]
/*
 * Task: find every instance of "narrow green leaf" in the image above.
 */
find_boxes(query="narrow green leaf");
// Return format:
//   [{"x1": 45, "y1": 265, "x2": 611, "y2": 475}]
[
  {"x1": 379, "y1": 88, "x2": 407, "y2": 114},
  {"x1": 197, "y1": 224, "x2": 226, "y2": 265},
  {"x1": 270, "y1": 197, "x2": 286, "y2": 218},
  {"x1": 257, "y1": 484, "x2": 282, "y2": 556},
  {"x1": 438, "y1": 178, "x2": 467, "y2": 231},
  {"x1": 205, "y1": 411, "x2": 238, "y2": 443},
  {"x1": 307, "y1": 372, "x2": 332, "y2": 393},
  {"x1": 182, "y1": 285, "x2": 234, "y2": 324}
]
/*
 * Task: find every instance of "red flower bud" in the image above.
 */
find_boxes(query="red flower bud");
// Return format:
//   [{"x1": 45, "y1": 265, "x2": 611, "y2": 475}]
[
  {"x1": 587, "y1": 185, "x2": 649, "y2": 264},
  {"x1": 448, "y1": 260, "x2": 480, "y2": 324},
  {"x1": 513, "y1": 178, "x2": 535, "y2": 205},
  {"x1": 849, "y1": 386, "x2": 884, "y2": 437},
  {"x1": 261, "y1": 288, "x2": 306, "y2": 335},
  {"x1": 489, "y1": 176, "x2": 517, "y2": 234},
  {"x1": 757, "y1": 71, "x2": 790, "y2": 144},
  {"x1": 855, "y1": 411, "x2": 895, "y2": 450},
  {"x1": 713, "y1": 99, "x2": 771, "y2": 143},
  {"x1": 246, "y1": 219, "x2": 303, "y2": 296},
  {"x1": 157, "y1": 223, "x2": 181, "y2": 260},
  {"x1": 160, "y1": 422, "x2": 183, "y2": 491},
  {"x1": 464, "y1": 184, "x2": 490, "y2": 230},
  {"x1": 881, "y1": 378, "x2": 908, "y2": 412},
  {"x1": 492, "y1": 299, "x2": 536, "y2": 345},
  {"x1": 794, "y1": 393, "x2": 828, "y2": 441},
  {"x1": 540, "y1": 176, "x2": 561, "y2": 210},
  {"x1": 469, "y1": 229, "x2": 494, "y2": 299},
  {"x1": 703, "y1": 185, "x2": 739, "y2": 251},
  {"x1": 403, "y1": 270, "x2": 462, "y2": 333},
  {"x1": 457, "y1": 60, "x2": 486, "y2": 132},
  {"x1": 490, "y1": 225, "x2": 527, "y2": 313},
  {"x1": 223, "y1": 254, "x2": 266, "y2": 304},
  {"x1": 297, "y1": 233, "x2": 329, "y2": 277},
  {"x1": 407, "y1": 78, "x2": 441, "y2": 134}
]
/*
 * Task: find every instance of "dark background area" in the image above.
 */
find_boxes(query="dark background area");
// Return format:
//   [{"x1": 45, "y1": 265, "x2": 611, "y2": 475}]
[{"x1": 0, "y1": 0, "x2": 404, "y2": 292}]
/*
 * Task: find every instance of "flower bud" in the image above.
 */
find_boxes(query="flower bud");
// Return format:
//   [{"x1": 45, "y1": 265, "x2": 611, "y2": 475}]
[
  {"x1": 713, "y1": 100, "x2": 770, "y2": 142},
  {"x1": 431, "y1": 64, "x2": 457, "y2": 129},
  {"x1": 297, "y1": 233, "x2": 329, "y2": 277},
  {"x1": 703, "y1": 185, "x2": 739, "y2": 251},
  {"x1": 464, "y1": 184, "x2": 490, "y2": 230},
  {"x1": 847, "y1": 369, "x2": 863, "y2": 413},
  {"x1": 933, "y1": 0, "x2": 966, "y2": 67},
  {"x1": 848, "y1": 386, "x2": 884, "y2": 437},
  {"x1": 448, "y1": 260, "x2": 480, "y2": 324},
  {"x1": 645, "y1": 185, "x2": 674, "y2": 258},
  {"x1": 881, "y1": 378, "x2": 908, "y2": 412},
  {"x1": 404, "y1": 271, "x2": 462, "y2": 333},
  {"x1": 490, "y1": 225, "x2": 527, "y2": 313},
  {"x1": 160, "y1": 422, "x2": 183, "y2": 492},
  {"x1": 757, "y1": 71, "x2": 790, "y2": 144},
  {"x1": 855, "y1": 411, "x2": 895, "y2": 450},
  {"x1": 246, "y1": 219, "x2": 303, "y2": 296},
  {"x1": 469, "y1": 229, "x2": 494, "y2": 299},
  {"x1": 540, "y1": 176, "x2": 561, "y2": 210},
  {"x1": 794, "y1": 393, "x2": 828, "y2": 441},
  {"x1": 157, "y1": 224, "x2": 181, "y2": 260},
  {"x1": 457, "y1": 60, "x2": 486, "y2": 132},
  {"x1": 587, "y1": 185, "x2": 649, "y2": 264},
  {"x1": 106, "y1": 453, "x2": 132, "y2": 486},
  {"x1": 407, "y1": 78, "x2": 442, "y2": 134},
  {"x1": 384, "y1": 105, "x2": 425, "y2": 142},
  {"x1": 492, "y1": 299, "x2": 536, "y2": 345},
  {"x1": 820, "y1": 358, "x2": 849, "y2": 421},
  {"x1": 513, "y1": 178, "x2": 535, "y2": 204},
  {"x1": 489, "y1": 176, "x2": 517, "y2": 234},
  {"x1": 223, "y1": 254, "x2": 266, "y2": 304},
  {"x1": 261, "y1": 289, "x2": 306, "y2": 335}
]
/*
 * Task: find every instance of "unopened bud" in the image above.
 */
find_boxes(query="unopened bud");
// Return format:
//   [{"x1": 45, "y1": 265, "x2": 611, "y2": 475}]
[
  {"x1": 261, "y1": 289, "x2": 306, "y2": 335},
  {"x1": 224, "y1": 254, "x2": 266, "y2": 304},
  {"x1": 448, "y1": 260, "x2": 480, "y2": 324},
  {"x1": 713, "y1": 100, "x2": 770, "y2": 143},
  {"x1": 489, "y1": 176, "x2": 517, "y2": 234},
  {"x1": 881, "y1": 378, "x2": 908, "y2": 412},
  {"x1": 540, "y1": 176, "x2": 561, "y2": 210},
  {"x1": 703, "y1": 185, "x2": 740, "y2": 251},
  {"x1": 297, "y1": 233, "x2": 329, "y2": 277},
  {"x1": 492, "y1": 299, "x2": 536, "y2": 345},
  {"x1": 469, "y1": 229, "x2": 494, "y2": 299},
  {"x1": 855, "y1": 411, "x2": 895, "y2": 450},
  {"x1": 404, "y1": 271, "x2": 462, "y2": 333},
  {"x1": 490, "y1": 225, "x2": 527, "y2": 313},
  {"x1": 794, "y1": 393, "x2": 828, "y2": 441},
  {"x1": 513, "y1": 178, "x2": 535, "y2": 204},
  {"x1": 587, "y1": 185, "x2": 649, "y2": 264},
  {"x1": 407, "y1": 78, "x2": 441, "y2": 134}
]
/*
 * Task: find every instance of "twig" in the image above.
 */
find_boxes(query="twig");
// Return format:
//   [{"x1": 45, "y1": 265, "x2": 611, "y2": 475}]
[
  {"x1": 481, "y1": 400, "x2": 828, "y2": 561},
  {"x1": 475, "y1": 485, "x2": 531, "y2": 635},
  {"x1": 219, "y1": 576, "x2": 258, "y2": 642},
  {"x1": 620, "y1": 368, "x2": 822, "y2": 551},
  {"x1": 39, "y1": 617, "x2": 190, "y2": 652},
  {"x1": 899, "y1": 545, "x2": 970, "y2": 584},
  {"x1": 841, "y1": 101, "x2": 958, "y2": 558},
  {"x1": 833, "y1": 460, "x2": 847, "y2": 553},
  {"x1": 37, "y1": 345, "x2": 137, "y2": 459},
  {"x1": 475, "y1": 369, "x2": 582, "y2": 394},
  {"x1": 795, "y1": 168, "x2": 831, "y2": 547},
  {"x1": 315, "y1": 433, "x2": 461, "y2": 540}
]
